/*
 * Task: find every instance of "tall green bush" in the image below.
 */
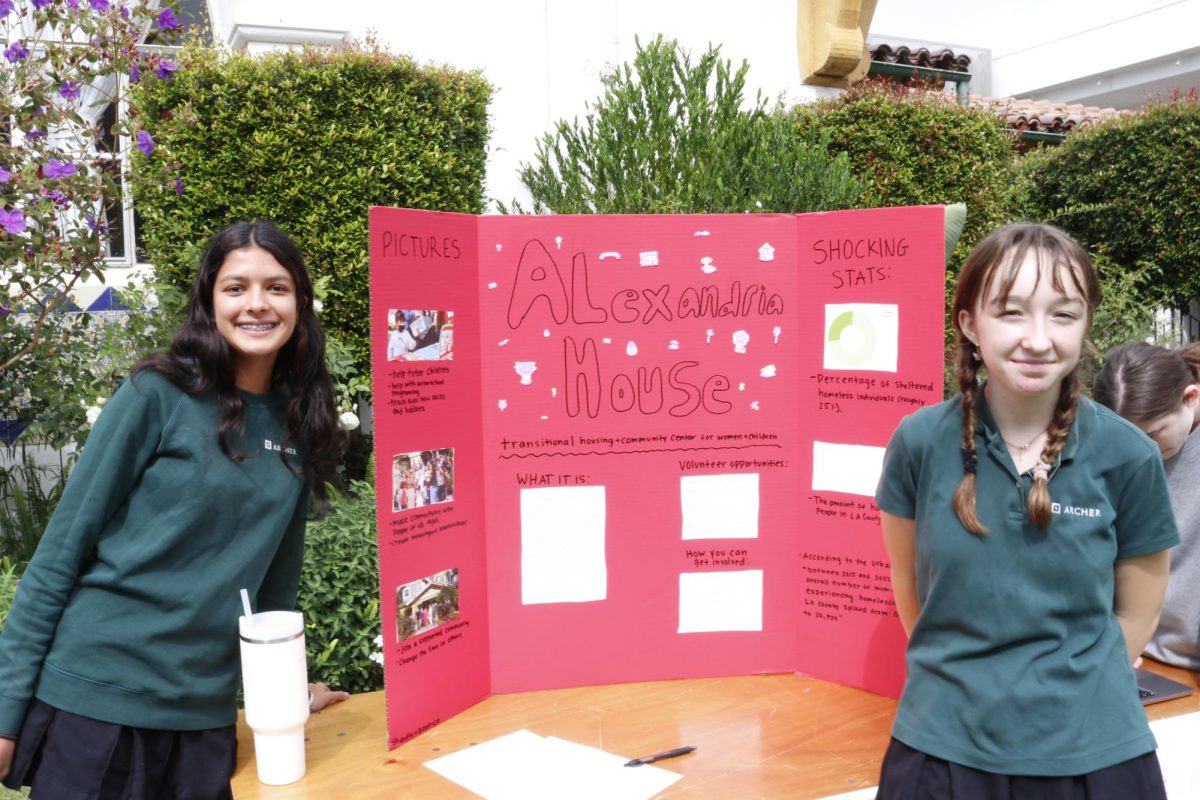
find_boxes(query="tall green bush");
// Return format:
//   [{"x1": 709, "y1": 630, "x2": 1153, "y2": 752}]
[
  {"x1": 1014, "y1": 90, "x2": 1200, "y2": 308},
  {"x1": 129, "y1": 41, "x2": 492, "y2": 377},
  {"x1": 791, "y1": 79, "x2": 1017, "y2": 276},
  {"x1": 295, "y1": 478, "x2": 383, "y2": 694},
  {"x1": 515, "y1": 36, "x2": 866, "y2": 214}
]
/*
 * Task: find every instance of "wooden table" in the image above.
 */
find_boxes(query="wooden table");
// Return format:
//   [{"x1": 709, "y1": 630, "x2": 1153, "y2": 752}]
[{"x1": 232, "y1": 660, "x2": 1200, "y2": 800}]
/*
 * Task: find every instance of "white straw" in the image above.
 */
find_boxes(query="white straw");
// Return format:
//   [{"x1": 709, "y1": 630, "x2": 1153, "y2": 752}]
[{"x1": 240, "y1": 588, "x2": 254, "y2": 622}]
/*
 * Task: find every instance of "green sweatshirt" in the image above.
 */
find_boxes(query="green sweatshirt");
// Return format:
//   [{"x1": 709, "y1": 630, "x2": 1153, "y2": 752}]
[{"x1": 0, "y1": 370, "x2": 308, "y2": 735}]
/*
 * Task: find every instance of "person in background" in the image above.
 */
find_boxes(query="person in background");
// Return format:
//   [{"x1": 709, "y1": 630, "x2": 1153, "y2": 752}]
[
  {"x1": 1094, "y1": 342, "x2": 1200, "y2": 670},
  {"x1": 874, "y1": 223, "x2": 1176, "y2": 799}
]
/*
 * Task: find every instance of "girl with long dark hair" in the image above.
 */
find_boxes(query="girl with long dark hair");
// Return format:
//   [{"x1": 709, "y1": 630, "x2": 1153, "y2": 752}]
[{"x1": 0, "y1": 221, "x2": 345, "y2": 798}]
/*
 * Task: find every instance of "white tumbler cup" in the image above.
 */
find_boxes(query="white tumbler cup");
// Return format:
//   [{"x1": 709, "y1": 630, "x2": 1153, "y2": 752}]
[{"x1": 239, "y1": 611, "x2": 310, "y2": 785}]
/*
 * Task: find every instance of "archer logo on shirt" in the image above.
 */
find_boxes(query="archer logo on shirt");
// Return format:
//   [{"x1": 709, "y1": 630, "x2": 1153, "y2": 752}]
[
  {"x1": 1050, "y1": 501, "x2": 1102, "y2": 518},
  {"x1": 264, "y1": 438, "x2": 298, "y2": 456}
]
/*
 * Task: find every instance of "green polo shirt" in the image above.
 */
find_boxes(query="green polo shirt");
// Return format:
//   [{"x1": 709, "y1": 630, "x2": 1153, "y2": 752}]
[{"x1": 876, "y1": 392, "x2": 1178, "y2": 776}]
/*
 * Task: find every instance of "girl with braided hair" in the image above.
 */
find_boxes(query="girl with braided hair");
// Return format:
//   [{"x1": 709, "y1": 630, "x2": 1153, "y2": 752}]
[
  {"x1": 1094, "y1": 342, "x2": 1200, "y2": 670},
  {"x1": 873, "y1": 223, "x2": 1177, "y2": 799}
]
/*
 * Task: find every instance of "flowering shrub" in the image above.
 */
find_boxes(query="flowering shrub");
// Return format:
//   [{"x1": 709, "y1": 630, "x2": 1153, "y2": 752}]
[{"x1": 0, "y1": 0, "x2": 181, "y2": 443}]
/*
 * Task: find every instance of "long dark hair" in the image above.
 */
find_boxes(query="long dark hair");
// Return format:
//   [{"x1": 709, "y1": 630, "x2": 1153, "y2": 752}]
[
  {"x1": 1094, "y1": 342, "x2": 1200, "y2": 423},
  {"x1": 950, "y1": 223, "x2": 1101, "y2": 534},
  {"x1": 135, "y1": 221, "x2": 339, "y2": 515}
]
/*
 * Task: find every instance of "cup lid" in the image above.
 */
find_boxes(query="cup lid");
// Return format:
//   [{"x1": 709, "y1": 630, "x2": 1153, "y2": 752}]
[{"x1": 239, "y1": 610, "x2": 304, "y2": 642}]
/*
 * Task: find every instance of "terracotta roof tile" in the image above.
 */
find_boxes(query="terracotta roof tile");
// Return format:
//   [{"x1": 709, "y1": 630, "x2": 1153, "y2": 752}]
[
  {"x1": 870, "y1": 44, "x2": 971, "y2": 73},
  {"x1": 869, "y1": 43, "x2": 1138, "y2": 135},
  {"x1": 967, "y1": 95, "x2": 1135, "y2": 134}
]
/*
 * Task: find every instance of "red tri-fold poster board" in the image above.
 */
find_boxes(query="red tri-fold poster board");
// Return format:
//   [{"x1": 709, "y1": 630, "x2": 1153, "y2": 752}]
[{"x1": 369, "y1": 205, "x2": 946, "y2": 749}]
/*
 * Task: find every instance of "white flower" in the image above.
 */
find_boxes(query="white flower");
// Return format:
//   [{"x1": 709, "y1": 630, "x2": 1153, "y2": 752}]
[
  {"x1": 144, "y1": 290, "x2": 159, "y2": 310},
  {"x1": 373, "y1": 634, "x2": 383, "y2": 647},
  {"x1": 313, "y1": 298, "x2": 323, "y2": 313},
  {"x1": 338, "y1": 411, "x2": 360, "y2": 431},
  {"x1": 368, "y1": 651, "x2": 384, "y2": 665},
  {"x1": 85, "y1": 405, "x2": 103, "y2": 425}
]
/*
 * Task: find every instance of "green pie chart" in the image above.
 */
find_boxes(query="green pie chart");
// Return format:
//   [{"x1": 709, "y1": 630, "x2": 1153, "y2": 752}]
[{"x1": 827, "y1": 310, "x2": 878, "y2": 366}]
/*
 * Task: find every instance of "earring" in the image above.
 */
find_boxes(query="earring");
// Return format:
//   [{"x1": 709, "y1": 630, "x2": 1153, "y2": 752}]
[{"x1": 972, "y1": 348, "x2": 982, "y2": 362}]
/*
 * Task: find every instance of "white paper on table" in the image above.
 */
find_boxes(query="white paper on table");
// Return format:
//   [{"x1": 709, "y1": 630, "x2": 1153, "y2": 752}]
[
  {"x1": 425, "y1": 729, "x2": 548, "y2": 800},
  {"x1": 680, "y1": 473, "x2": 759, "y2": 539},
  {"x1": 811, "y1": 442, "x2": 885, "y2": 498},
  {"x1": 521, "y1": 486, "x2": 607, "y2": 605},
  {"x1": 678, "y1": 569, "x2": 763, "y2": 633},
  {"x1": 814, "y1": 787, "x2": 877, "y2": 800},
  {"x1": 1150, "y1": 711, "x2": 1200, "y2": 798},
  {"x1": 423, "y1": 729, "x2": 683, "y2": 800},
  {"x1": 540, "y1": 736, "x2": 684, "y2": 800}
]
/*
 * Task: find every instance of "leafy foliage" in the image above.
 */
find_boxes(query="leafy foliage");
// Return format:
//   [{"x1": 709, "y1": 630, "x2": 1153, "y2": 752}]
[
  {"x1": 514, "y1": 36, "x2": 866, "y2": 214},
  {"x1": 295, "y1": 478, "x2": 383, "y2": 694},
  {"x1": 791, "y1": 79, "x2": 1017, "y2": 277},
  {"x1": 0, "y1": 557, "x2": 22, "y2": 633},
  {"x1": 128, "y1": 40, "x2": 493, "y2": 380},
  {"x1": 1014, "y1": 90, "x2": 1200, "y2": 308},
  {"x1": 0, "y1": 448, "x2": 74, "y2": 570}
]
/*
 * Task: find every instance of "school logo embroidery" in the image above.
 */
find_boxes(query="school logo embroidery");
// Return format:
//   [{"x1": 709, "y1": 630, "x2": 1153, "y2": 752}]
[
  {"x1": 264, "y1": 438, "x2": 298, "y2": 456},
  {"x1": 1050, "y1": 502, "x2": 1102, "y2": 518}
]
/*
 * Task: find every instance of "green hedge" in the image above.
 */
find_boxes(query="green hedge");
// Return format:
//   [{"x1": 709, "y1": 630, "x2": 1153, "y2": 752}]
[
  {"x1": 295, "y1": 478, "x2": 383, "y2": 694},
  {"x1": 792, "y1": 79, "x2": 1016, "y2": 276},
  {"x1": 1014, "y1": 91, "x2": 1200, "y2": 307},
  {"x1": 130, "y1": 41, "x2": 492, "y2": 376}
]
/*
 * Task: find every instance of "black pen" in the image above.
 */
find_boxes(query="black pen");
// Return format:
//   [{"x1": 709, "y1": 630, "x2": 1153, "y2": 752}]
[{"x1": 624, "y1": 745, "x2": 697, "y2": 767}]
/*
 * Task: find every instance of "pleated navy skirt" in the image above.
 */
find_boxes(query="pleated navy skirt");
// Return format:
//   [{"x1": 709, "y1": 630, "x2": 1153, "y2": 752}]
[
  {"x1": 877, "y1": 737, "x2": 1167, "y2": 800},
  {"x1": 2, "y1": 698, "x2": 237, "y2": 800}
]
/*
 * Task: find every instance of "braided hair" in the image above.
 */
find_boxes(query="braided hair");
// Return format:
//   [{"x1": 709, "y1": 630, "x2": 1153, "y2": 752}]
[{"x1": 950, "y1": 223, "x2": 1101, "y2": 534}]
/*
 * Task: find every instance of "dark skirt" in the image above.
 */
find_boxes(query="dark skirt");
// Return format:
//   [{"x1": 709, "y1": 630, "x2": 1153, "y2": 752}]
[
  {"x1": 877, "y1": 737, "x2": 1167, "y2": 800},
  {"x1": 2, "y1": 698, "x2": 237, "y2": 800}
]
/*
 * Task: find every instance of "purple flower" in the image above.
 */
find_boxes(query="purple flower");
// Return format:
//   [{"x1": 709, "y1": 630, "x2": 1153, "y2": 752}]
[
  {"x1": 44, "y1": 189, "x2": 69, "y2": 207},
  {"x1": 0, "y1": 0, "x2": 15, "y2": 17},
  {"x1": 155, "y1": 59, "x2": 178, "y2": 80},
  {"x1": 174, "y1": 177, "x2": 184, "y2": 195},
  {"x1": 0, "y1": 209, "x2": 27, "y2": 235},
  {"x1": 119, "y1": 4, "x2": 128, "y2": 18},
  {"x1": 0, "y1": 166, "x2": 10, "y2": 183},
  {"x1": 66, "y1": 0, "x2": 78, "y2": 7},
  {"x1": 4, "y1": 41, "x2": 30, "y2": 63},
  {"x1": 44, "y1": 159, "x2": 78, "y2": 179},
  {"x1": 136, "y1": 130, "x2": 155, "y2": 156},
  {"x1": 60, "y1": 81, "x2": 81, "y2": 101},
  {"x1": 32, "y1": 0, "x2": 52, "y2": 8},
  {"x1": 89, "y1": 0, "x2": 109, "y2": 11},
  {"x1": 85, "y1": 215, "x2": 108, "y2": 233},
  {"x1": 130, "y1": 62, "x2": 141, "y2": 83},
  {"x1": 157, "y1": 7, "x2": 180, "y2": 30},
  {"x1": 25, "y1": 129, "x2": 45, "y2": 140}
]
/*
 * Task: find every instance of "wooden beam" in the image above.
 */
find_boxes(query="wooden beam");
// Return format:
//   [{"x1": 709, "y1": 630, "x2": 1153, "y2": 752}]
[{"x1": 797, "y1": 0, "x2": 879, "y2": 88}]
